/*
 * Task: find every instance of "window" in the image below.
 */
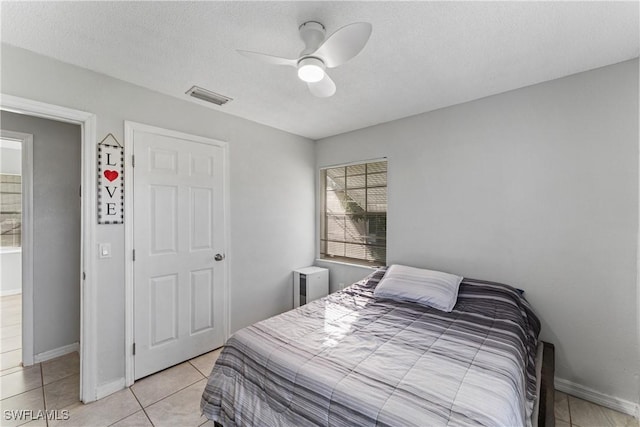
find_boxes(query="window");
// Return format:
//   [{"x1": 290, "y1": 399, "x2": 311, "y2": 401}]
[
  {"x1": 320, "y1": 160, "x2": 387, "y2": 266},
  {"x1": 0, "y1": 174, "x2": 21, "y2": 248}
]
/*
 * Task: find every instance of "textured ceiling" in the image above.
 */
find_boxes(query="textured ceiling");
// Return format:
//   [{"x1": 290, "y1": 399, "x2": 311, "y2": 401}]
[{"x1": 1, "y1": 1, "x2": 638, "y2": 140}]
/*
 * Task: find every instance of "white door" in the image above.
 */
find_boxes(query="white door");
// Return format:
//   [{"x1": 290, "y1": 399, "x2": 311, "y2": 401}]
[{"x1": 133, "y1": 128, "x2": 226, "y2": 380}]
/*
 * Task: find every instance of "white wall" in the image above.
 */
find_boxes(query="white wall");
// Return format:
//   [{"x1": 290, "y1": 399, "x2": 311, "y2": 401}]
[
  {"x1": 314, "y1": 260, "x2": 374, "y2": 293},
  {"x1": 1, "y1": 44, "x2": 316, "y2": 388},
  {"x1": 316, "y1": 60, "x2": 639, "y2": 406}
]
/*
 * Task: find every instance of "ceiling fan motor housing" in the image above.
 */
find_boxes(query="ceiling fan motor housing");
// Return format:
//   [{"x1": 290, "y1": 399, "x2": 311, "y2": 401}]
[{"x1": 299, "y1": 21, "x2": 326, "y2": 55}]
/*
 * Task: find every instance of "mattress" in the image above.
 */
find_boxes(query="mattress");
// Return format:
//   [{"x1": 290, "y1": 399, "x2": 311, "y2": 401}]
[{"x1": 201, "y1": 267, "x2": 541, "y2": 427}]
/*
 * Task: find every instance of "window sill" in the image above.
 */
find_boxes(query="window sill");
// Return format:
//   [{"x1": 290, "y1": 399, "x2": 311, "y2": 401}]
[{"x1": 315, "y1": 258, "x2": 381, "y2": 270}]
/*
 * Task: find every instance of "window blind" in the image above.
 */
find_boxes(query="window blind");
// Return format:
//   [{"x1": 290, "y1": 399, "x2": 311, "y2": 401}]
[
  {"x1": 320, "y1": 160, "x2": 387, "y2": 266},
  {"x1": 0, "y1": 174, "x2": 22, "y2": 247}
]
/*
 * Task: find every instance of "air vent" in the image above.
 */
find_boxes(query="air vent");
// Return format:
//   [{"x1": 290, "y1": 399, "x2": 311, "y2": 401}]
[{"x1": 185, "y1": 86, "x2": 232, "y2": 106}]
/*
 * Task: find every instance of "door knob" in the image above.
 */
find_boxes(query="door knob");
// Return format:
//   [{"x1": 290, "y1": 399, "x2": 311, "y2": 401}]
[{"x1": 214, "y1": 254, "x2": 225, "y2": 261}]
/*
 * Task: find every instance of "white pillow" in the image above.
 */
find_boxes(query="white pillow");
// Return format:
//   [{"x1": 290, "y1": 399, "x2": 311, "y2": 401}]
[{"x1": 374, "y1": 264, "x2": 463, "y2": 312}]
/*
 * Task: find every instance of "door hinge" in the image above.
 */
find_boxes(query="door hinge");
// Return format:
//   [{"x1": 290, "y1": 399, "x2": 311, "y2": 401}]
[
  {"x1": 132, "y1": 155, "x2": 135, "y2": 167},
  {"x1": 79, "y1": 185, "x2": 82, "y2": 197},
  {"x1": 133, "y1": 249, "x2": 136, "y2": 261},
  {"x1": 82, "y1": 272, "x2": 86, "y2": 280},
  {"x1": 133, "y1": 343, "x2": 136, "y2": 355}
]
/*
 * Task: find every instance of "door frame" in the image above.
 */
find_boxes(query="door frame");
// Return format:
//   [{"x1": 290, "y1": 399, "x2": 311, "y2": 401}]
[
  {"x1": 0, "y1": 94, "x2": 98, "y2": 402},
  {"x1": 0, "y1": 130, "x2": 33, "y2": 365},
  {"x1": 123, "y1": 121, "x2": 230, "y2": 386}
]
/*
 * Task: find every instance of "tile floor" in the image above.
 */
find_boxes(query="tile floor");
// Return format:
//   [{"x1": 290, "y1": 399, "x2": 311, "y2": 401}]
[
  {"x1": 555, "y1": 390, "x2": 638, "y2": 427},
  {"x1": 1, "y1": 294, "x2": 23, "y2": 373},
  {"x1": 0, "y1": 349, "x2": 222, "y2": 427}
]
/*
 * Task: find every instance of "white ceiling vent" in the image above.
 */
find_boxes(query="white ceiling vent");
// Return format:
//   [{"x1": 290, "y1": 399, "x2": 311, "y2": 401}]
[{"x1": 186, "y1": 85, "x2": 232, "y2": 106}]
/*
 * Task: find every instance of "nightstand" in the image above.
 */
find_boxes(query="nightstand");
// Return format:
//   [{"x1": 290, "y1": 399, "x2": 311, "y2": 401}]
[{"x1": 293, "y1": 267, "x2": 329, "y2": 308}]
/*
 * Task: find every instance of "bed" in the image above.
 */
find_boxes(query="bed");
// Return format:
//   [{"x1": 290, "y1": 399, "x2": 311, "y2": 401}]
[{"x1": 201, "y1": 267, "x2": 554, "y2": 427}]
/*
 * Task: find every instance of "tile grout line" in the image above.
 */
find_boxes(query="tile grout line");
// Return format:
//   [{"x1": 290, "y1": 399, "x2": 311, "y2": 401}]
[
  {"x1": 139, "y1": 374, "x2": 205, "y2": 409},
  {"x1": 0, "y1": 372, "x2": 43, "y2": 401},
  {"x1": 567, "y1": 394, "x2": 573, "y2": 427},
  {"x1": 189, "y1": 360, "x2": 211, "y2": 378},
  {"x1": 40, "y1": 361, "x2": 49, "y2": 427},
  {"x1": 190, "y1": 360, "x2": 212, "y2": 427},
  {"x1": 142, "y1": 406, "x2": 155, "y2": 427},
  {"x1": 2, "y1": 322, "x2": 20, "y2": 330},
  {"x1": 128, "y1": 364, "x2": 206, "y2": 425},
  {"x1": 110, "y1": 389, "x2": 154, "y2": 427}
]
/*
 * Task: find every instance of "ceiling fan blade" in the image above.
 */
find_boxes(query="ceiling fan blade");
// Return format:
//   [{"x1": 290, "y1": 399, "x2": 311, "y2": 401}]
[
  {"x1": 237, "y1": 50, "x2": 297, "y2": 67},
  {"x1": 307, "y1": 73, "x2": 336, "y2": 98},
  {"x1": 312, "y1": 22, "x2": 372, "y2": 68}
]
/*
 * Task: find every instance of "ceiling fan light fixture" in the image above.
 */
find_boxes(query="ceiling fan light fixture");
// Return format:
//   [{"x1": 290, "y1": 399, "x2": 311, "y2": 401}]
[{"x1": 297, "y1": 57, "x2": 325, "y2": 83}]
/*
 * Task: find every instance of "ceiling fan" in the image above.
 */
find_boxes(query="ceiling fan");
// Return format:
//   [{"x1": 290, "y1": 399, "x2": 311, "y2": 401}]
[{"x1": 238, "y1": 21, "x2": 372, "y2": 98}]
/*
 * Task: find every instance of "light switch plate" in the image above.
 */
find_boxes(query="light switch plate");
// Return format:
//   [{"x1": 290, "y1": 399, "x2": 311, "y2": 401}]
[{"x1": 99, "y1": 243, "x2": 112, "y2": 258}]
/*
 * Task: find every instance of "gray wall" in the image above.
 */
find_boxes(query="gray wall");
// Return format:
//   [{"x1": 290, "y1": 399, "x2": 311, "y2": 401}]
[
  {"x1": 316, "y1": 60, "x2": 639, "y2": 404},
  {"x1": 1, "y1": 44, "x2": 316, "y2": 387},
  {"x1": 1, "y1": 110, "x2": 81, "y2": 355}
]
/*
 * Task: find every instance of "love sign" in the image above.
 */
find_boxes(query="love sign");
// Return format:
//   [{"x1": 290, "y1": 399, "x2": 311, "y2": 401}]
[{"x1": 97, "y1": 134, "x2": 124, "y2": 224}]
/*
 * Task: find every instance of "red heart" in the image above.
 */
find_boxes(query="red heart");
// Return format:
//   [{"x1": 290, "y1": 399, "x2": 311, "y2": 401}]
[{"x1": 104, "y1": 170, "x2": 119, "y2": 182}]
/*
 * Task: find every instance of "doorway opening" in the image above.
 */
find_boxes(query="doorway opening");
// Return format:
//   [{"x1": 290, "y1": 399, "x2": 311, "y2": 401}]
[
  {"x1": 0, "y1": 94, "x2": 97, "y2": 403},
  {"x1": 0, "y1": 135, "x2": 25, "y2": 371},
  {"x1": 0, "y1": 112, "x2": 82, "y2": 408}
]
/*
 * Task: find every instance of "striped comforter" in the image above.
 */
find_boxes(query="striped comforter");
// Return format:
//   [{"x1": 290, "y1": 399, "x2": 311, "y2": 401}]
[{"x1": 201, "y1": 268, "x2": 541, "y2": 427}]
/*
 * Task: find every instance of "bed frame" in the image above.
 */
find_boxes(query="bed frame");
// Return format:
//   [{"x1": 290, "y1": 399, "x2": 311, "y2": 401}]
[
  {"x1": 538, "y1": 341, "x2": 556, "y2": 427},
  {"x1": 213, "y1": 341, "x2": 555, "y2": 427}
]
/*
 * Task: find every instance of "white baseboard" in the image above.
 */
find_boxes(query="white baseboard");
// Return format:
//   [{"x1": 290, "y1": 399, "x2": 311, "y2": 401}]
[
  {"x1": 0, "y1": 289, "x2": 22, "y2": 297},
  {"x1": 34, "y1": 342, "x2": 79, "y2": 363},
  {"x1": 555, "y1": 377, "x2": 639, "y2": 419},
  {"x1": 96, "y1": 377, "x2": 125, "y2": 400}
]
